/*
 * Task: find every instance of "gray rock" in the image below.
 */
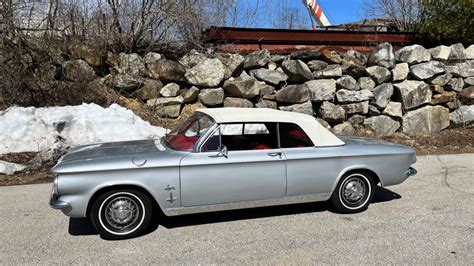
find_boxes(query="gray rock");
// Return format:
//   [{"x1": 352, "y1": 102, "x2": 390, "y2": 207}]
[
  {"x1": 320, "y1": 50, "x2": 343, "y2": 64},
  {"x1": 347, "y1": 115, "x2": 366, "y2": 125},
  {"x1": 62, "y1": 60, "x2": 96, "y2": 82},
  {"x1": 372, "y1": 83, "x2": 394, "y2": 108},
  {"x1": 143, "y1": 52, "x2": 162, "y2": 65},
  {"x1": 147, "y1": 59, "x2": 185, "y2": 82},
  {"x1": 160, "y1": 83, "x2": 180, "y2": 97},
  {"x1": 244, "y1": 49, "x2": 271, "y2": 69},
  {"x1": 282, "y1": 59, "x2": 313, "y2": 82},
  {"x1": 276, "y1": 84, "x2": 311, "y2": 104},
  {"x1": 223, "y1": 72, "x2": 265, "y2": 99},
  {"x1": 305, "y1": 79, "x2": 336, "y2": 102},
  {"x1": 35, "y1": 63, "x2": 57, "y2": 80},
  {"x1": 402, "y1": 105, "x2": 450, "y2": 135},
  {"x1": 428, "y1": 45, "x2": 451, "y2": 63},
  {"x1": 270, "y1": 54, "x2": 286, "y2": 63},
  {"x1": 366, "y1": 66, "x2": 391, "y2": 84},
  {"x1": 368, "y1": 105, "x2": 381, "y2": 116},
  {"x1": 147, "y1": 96, "x2": 184, "y2": 118},
  {"x1": 343, "y1": 63, "x2": 369, "y2": 79},
  {"x1": 332, "y1": 122, "x2": 356, "y2": 135},
  {"x1": 430, "y1": 91, "x2": 456, "y2": 105},
  {"x1": 336, "y1": 89, "x2": 374, "y2": 103},
  {"x1": 445, "y1": 78, "x2": 464, "y2": 92},
  {"x1": 364, "y1": 115, "x2": 400, "y2": 136},
  {"x1": 395, "y1": 44, "x2": 431, "y2": 65},
  {"x1": 119, "y1": 53, "x2": 146, "y2": 76},
  {"x1": 279, "y1": 101, "x2": 313, "y2": 115},
  {"x1": 429, "y1": 73, "x2": 452, "y2": 86},
  {"x1": 358, "y1": 77, "x2": 376, "y2": 91},
  {"x1": 392, "y1": 63, "x2": 409, "y2": 81},
  {"x1": 198, "y1": 88, "x2": 224, "y2": 106},
  {"x1": 393, "y1": 80, "x2": 432, "y2": 110},
  {"x1": 319, "y1": 101, "x2": 346, "y2": 122},
  {"x1": 267, "y1": 61, "x2": 278, "y2": 70},
  {"x1": 456, "y1": 62, "x2": 474, "y2": 78},
  {"x1": 147, "y1": 95, "x2": 184, "y2": 106},
  {"x1": 367, "y1": 42, "x2": 395, "y2": 69},
  {"x1": 448, "y1": 43, "x2": 467, "y2": 62},
  {"x1": 466, "y1": 45, "x2": 474, "y2": 60},
  {"x1": 259, "y1": 84, "x2": 276, "y2": 96},
  {"x1": 464, "y1": 77, "x2": 474, "y2": 86},
  {"x1": 336, "y1": 75, "x2": 359, "y2": 90},
  {"x1": 216, "y1": 53, "x2": 245, "y2": 79},
  {"x1": 446, "y1": 65, "x2": 462, "y2": 77},
  {"x1": 342, "y1": 101, "x2": 369, "y2": 115},
  {"x1": 316, "y1": 118, "x2": 331, "y2": 129},
  {"x1": 224, "y1": 97, "x2": 254, "y2": 108},
  {"x1": 383, "y1": 102, "x2": 402, "y2": 118},
  {"x1": 313, "y1": 64, "x2": 342, "y2": 79},
  {"x1": 137, "y1": 79, "x2": 162, "y2": 100},
  {"x1": 181, "y1": 86, "x2": 200, "y2": 103},
  {"x1": 346, "y1": 49, "x2": 368, "y2": 66},
  {"x1": 250, "y1": 68, "x2": 288, "y2": 85},
  {"x1": 290, "y1": 50, "x2": 321, "y2": 61},
  {"x1": 459, "y1": 86, "x2": 474, "y2": 105},
  {"x1": 179, "y1": 50, "x2": 207, "y2": 68},
  {"x1": 409, "y1": 61, "x2": 446, "y2": 80},
  {"x1": 107, "y1": 73, "x2": 144, "y2": 91},
  {"x1": 185, "y1": 58, "x2": 225, "y2": 87},
  {"x1": 256, "y1": 99, "x2": 277, "y2": 109},
  {"x1": 450, "y1": 105, "x2": 474, "y2": 127},
  {"x1": 307, "y1": 60, "x2": 328, "y2": 71}
]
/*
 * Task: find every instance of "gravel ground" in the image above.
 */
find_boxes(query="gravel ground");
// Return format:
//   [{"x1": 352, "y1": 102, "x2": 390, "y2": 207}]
[{"x1": 0, "y1": 153, "x2": 473, "y2": 264}]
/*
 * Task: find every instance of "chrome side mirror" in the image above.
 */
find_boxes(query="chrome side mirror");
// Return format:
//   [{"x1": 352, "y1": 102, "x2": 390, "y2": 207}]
[{"x1": 219, "y1": 145, "x2": 228, "y2": 158}]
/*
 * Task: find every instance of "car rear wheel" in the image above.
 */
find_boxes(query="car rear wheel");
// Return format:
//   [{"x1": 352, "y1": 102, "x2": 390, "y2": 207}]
[
  {"x1": 330, "y1": 172, "x2": 375, "y2": 214},
  {"x1": 90, "y1": 189, "x2": 152, "y2": 240}
]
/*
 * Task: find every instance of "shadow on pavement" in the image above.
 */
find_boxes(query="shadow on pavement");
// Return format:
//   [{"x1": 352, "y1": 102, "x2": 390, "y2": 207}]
[{"x1": 68, "y1": 186, "x2": 401, "y2": 236}]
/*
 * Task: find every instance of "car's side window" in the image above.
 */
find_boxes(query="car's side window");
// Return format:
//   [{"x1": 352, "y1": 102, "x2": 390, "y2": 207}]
[
  {"x1": 279, "y1": 123, "x2": 314, "y2": 148},
  {"x1": 202, "y1": 123, "x2": 278, "y2": 152}
]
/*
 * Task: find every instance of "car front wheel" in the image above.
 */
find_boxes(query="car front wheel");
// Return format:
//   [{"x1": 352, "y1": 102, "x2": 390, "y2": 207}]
[
  {"x1": 330, "y1": 172, "x2": 375, "y2": 214},
  {"x1": 90, "y1": 189, "x2": 153, "y2": 240}
]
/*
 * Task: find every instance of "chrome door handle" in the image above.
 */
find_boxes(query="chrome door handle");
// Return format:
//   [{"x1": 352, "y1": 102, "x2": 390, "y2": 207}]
[{"x1": 267, "y1": 152, "x2": 282, "y2": 157}]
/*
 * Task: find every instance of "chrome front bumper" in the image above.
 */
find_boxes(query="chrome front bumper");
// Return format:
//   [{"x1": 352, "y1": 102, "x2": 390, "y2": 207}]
[
  {"x1": 49, "y1": 197, "x2": 71, "y2": 209},
  {"x1": 406, "y1": 167, "x2": 417, "y2": 177}
]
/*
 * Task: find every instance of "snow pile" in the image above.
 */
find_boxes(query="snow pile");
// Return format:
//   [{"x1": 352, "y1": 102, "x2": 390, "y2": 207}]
[
  {"x1": 0, "y1": 103, "x2": 167, "y2": 155},
  {"x1": 0, "y1": 161, "x2": 26, "y2": 175}
]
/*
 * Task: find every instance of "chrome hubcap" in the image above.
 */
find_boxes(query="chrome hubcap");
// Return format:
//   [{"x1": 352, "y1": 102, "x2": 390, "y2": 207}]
[
  {"x1": 105, "y1": 196, "x2": 139, "y2": 230},
  {"x1": 342, "y1": 178, "x2": 366, "y2": 204}
]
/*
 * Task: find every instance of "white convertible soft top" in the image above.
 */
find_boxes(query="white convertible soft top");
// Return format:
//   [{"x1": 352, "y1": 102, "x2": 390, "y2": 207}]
[{"x1": 198, "y1": 108, "x2": 345, "y2": 147}]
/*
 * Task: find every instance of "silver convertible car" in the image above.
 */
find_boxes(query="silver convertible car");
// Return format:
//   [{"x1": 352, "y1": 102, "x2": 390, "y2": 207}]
[{"x1": 50, "y1": 108, "x2": 417, "y2": 239}]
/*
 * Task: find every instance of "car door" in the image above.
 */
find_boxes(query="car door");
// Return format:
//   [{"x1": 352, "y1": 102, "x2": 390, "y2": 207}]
[{"x1": 179, "y1": 123, "x2": 287, "y2": 207}]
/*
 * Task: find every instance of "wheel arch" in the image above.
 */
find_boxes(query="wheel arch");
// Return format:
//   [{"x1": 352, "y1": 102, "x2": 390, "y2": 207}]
[{"x1": 333, "y1": 166, "x2": 382, "y2": 193}]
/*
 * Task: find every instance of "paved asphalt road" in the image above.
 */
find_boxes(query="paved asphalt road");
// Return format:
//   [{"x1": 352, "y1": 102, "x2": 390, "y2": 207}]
[{"x1": 0, "y1": 154, "x2": 473, "y2": 264}]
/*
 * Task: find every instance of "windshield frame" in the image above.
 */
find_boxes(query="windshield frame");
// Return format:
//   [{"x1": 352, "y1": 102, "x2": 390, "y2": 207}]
[{"x1": 162, "y1": 112, "x2": 216, "y2": 152}]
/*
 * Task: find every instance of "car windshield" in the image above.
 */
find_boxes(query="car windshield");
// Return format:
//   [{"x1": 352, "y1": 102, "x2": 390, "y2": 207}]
[{"x1": 164, "y1": 113, "x2": 215, "y2": 151}]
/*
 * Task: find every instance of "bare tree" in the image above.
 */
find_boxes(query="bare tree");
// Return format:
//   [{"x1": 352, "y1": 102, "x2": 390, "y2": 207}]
[{"x1": 363, "y1": 0, "x2": 422, "y2": 31}]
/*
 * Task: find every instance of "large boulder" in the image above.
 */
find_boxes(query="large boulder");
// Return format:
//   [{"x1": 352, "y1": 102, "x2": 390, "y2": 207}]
[
  {"x1": 119, "y1": 53, "x2": 146, "y2": 76},
  {"x1": 320, "y1": 50, "x2": 343, "y2": 64},
  {"x1": 216, "y1": 53, "x2": 245, "y2": 79},
  {"x1": 448, "y1": 43, "x2": 467, "y2": 62},
  {"x1": 198, "y1": 88, "x2": 224, "y2": 106},
  {"x1": 62, "y1": 60, "x2": 96, "y2": 82},
  {"x1": 466, "y1": 45, "x2": 474, "y2": 60},
  {"x1": 137, "y1": 79, "x2": 162, "y2": 100},
  {"x1": 185, "y1": 58, "x2": 225, "y2": 87},
  {"x1": 223, "y1": 72, "x2": 266, "y2": 99},
  {"x1": 382, "y1": 102, "x2": 402, "y2": 118},
  {"x1": 143, "y1": 52, "x2": 162, "y2": 65},
  {"x1": 178, "y1": 50, "x2": 208, "y2": 68},
  {"x1": 460, "y1": 86, "x2": 474, "y2": 104},
  {"x1": 336, "y1": 89, "x2": 374, "y2": 103},
  {"x1": 430, "y1": 91, "x2": 456, "y2": 105},
  {"x1": 290, "y1": 50, "x2": 321, "y2": 61},
  {"x1": 319, "y1": 101, "x2": 346, "y2": 122},
  {"x1": 244, "y1": 49, "x2": 271, "y2": 69},
  {"x1": 363, "y1": 115, "x2": 400, "y2": 136},
  {"x1": 450, "y1": 105, "x2": 474, "y2": 127},
  {"x1": 106, "y1": 73, "x2": 144, "y2": 91},
  {"x1": 367, "y1": 42, "x2": 395, "y2": 69},
  {"x1": 282, "y1": 59, "x2": 313, "y2": 82},
  {"x1": 342, "y1": 101, "x2": 369, "y2": 115},
  {"x1": 429, "y1": 73, "x2": 452, "y2": 86},
  {"x1": 180, "y1": 86, "x2": 200, "y2": 103},
  {"x1": 402, "y1": 106, "x2": 450, "y2": 135},
  {"x1": 358, "y1": 77, "x2": 376, "y2": 91},
  {"x1": 256, "y1": 99, "x2": 277, "y2": 109},
  {"x1": 332, "y1": 122, "x2": 356, "y2": 135},
  {"x1": 366, "y1": 66, "x2": 391, "y2": 84},
  {"x1": 445, "y1": 78, "x2": 464, "y2": 92},
  {"x1": 346, "y1": 49, "x2": 368, "y2": 65},
  {"x1": 147, "y1": 59, "x2": 185, "y2": 82},
  {"x1": 305, "y1": 79, "x2": 336, "y2": 102},
  {"x1": 393, "y1": 80, "x2": 432, "y2": 110},
  {"x1": 409, "y1": 61, "x2": 446, "y2": 80},
  {"x1": 147, "y1": 96, "x2": 183, "y2": 118},
  {"x1": 392, "y1": 63, "x2": 409, "y2": 81},
  {"x1": 249, "y1": 68, "x2": 288, "y2": 85},
  {"x1": 160, "y1": 83, "x2": 180, "y2": 97},
  {"x1": 464, "y1": 77, "x2": 474, "y2": 86},
  {"x1": 395, "y1": 44, "x2": 431, "y2": 65},
  {"x1": 428, "y1": 45, "x2": 451, "y2": 63},
  {"x1": 372, "y1": 83, "x2": 394, "y2": 108},
  {"x1": 313, "y1": 64, "x2": 342, "y2": 79},
  {"x1": 336, "y1": 75, "x2": 360, "y2": 91},
  {"x1": 275, "y1": 84, "x2": 311, "y2": 104},
  {"x1": 279, "y1": 101, "x2": 313, "y2": 115},
  {"x1": 307, "y1": 60, "x2": 328, "y2": 71},
  {"x1": 224, "y1": 97, "x2": 254, "y2": 108}
]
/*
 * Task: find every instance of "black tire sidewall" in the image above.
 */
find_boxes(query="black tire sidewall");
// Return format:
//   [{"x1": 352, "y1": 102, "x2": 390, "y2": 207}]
[
  {"x1": 331, "y1": 172, "x2": 374, "y2": 214},
  {"x1": 90, "y1": 189, "x2": 153, "y2": 240}
]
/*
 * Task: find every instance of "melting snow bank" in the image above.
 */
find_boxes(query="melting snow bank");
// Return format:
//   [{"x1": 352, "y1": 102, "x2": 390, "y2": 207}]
[
  {"x1": 0, "y1": 161, "x2": 26, "y2": 175},
  {"x1": 0, "y1": 103, "x2": 167, "y2": 174}
]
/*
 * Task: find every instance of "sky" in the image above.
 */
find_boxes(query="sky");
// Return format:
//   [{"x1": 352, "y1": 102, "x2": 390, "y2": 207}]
[{"x1": 234, "y1": 0, "x2": 367, "y2": 29}]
